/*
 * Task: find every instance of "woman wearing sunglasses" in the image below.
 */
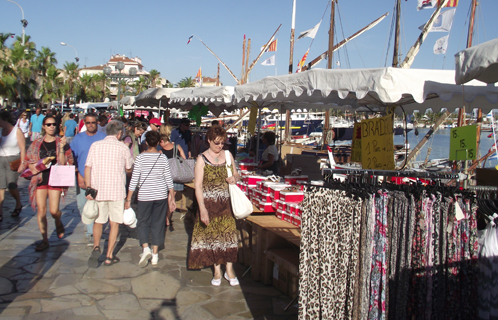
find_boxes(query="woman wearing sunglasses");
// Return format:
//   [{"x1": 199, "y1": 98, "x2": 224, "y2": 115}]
[
  {"x1": 21, "y1": 115, "x2": 74, "y2": 251},
  {"x1": 188, "y1": 125, "x2": 241, "y2": 286}
]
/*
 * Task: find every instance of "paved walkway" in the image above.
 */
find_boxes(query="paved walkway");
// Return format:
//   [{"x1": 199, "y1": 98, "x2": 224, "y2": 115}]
[{"x1": 0, "y1": 178, "x2": 298, "y2": 319}]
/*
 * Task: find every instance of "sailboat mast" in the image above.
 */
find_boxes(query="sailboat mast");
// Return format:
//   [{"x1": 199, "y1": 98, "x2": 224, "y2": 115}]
[
  {"x1": 241, "y1": 35, "x2": 246, "y2": 84},
  {"x1": 327, "y1": 0, "x2": 336, "y2": 69},
  {"x1": 392, "y1": 0, "x2": 401, "y2": 67},
  {"x1": 324, "y1": 0, "x2": 335, "y2": 148},
  {"x1": 289, "y1": 0, "x2": 296, "y2": 74},
  {"x1": 466, "y1": 0, "x2": 478, "y2": 48}
]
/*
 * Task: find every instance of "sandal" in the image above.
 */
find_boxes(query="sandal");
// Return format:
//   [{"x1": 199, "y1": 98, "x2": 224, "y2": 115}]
[
  {"x1": 104, "y1": 256, "x2": 120, "y2": 266},
  {"x1": 55, "y1": 220, "x2": 65, "y2": 239},
  {"x1": 35, "y1": 241, "x2": 50, "y2": 252},
  {"x1": 88, "y1": 246, "x2": 101, "y2": 268},
  {"x1": 11, "y1": 206, "x2": 22, "y2": 217}
]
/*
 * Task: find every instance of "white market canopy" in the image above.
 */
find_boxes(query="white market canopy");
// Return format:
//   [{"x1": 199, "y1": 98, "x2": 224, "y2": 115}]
[
  {"x1": 233, "y1": 68, "x2": 498, "y2": 114},
  {"x1": 169, "y1": 86, "x2": 236, "y2": 116},
  {"x1": 455, "y1": 38, "x2": 498, "y2": 85},
  {"x1": 134, "y1": 88, "x2": 182, "y2": 109},
  {"x1": 120, "y1": 95, "x2": 136, "y2": 106}
]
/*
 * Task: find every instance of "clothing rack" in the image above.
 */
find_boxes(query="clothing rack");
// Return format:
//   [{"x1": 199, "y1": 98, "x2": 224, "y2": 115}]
[
  {"x1": 322, "y1": 168, "x2": 460, "y2": 180},
  {"x1": 468, "y1": 185, "x2": 498, "y2": 191}
]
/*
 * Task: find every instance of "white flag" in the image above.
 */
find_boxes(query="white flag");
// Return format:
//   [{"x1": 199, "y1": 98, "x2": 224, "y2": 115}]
[
  {"x1": 418, "y1": 8, "x2": 456, "y2": 32},
  {"x1": 261, "y1": 55, "x2": 276, "y2": 66},
  {"x1": 433, "y1": 35, "x2": 449, "y2": 54},
  {"x1": 297, "y1": 22, "x2": 321, "y2": 40},
  {"x1": 417, "y1": 0, "x2": 437, "y2": 10}
]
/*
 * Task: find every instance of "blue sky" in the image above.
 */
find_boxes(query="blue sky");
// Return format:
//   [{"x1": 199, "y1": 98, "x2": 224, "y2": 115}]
[{"x1": 1, "y1": 0, "x2": 497, "y2": 86}]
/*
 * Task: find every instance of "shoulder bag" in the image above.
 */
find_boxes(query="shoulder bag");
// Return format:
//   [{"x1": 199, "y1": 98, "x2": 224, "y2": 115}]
[
  {"x1": 168, "y1": 144, "x2": 195, "y2": 184},
  {"x1": 132, "y1": 153, "x2": 161, "y2": 204},
  {"x1": 225, "y1": 150, "x2": 252, "y2": 219}
]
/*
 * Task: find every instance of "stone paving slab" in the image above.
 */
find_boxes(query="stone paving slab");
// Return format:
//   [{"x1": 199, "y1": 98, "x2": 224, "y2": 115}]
[{"x1": 0, "y1": 178, "x2": 298, "y2": 319}]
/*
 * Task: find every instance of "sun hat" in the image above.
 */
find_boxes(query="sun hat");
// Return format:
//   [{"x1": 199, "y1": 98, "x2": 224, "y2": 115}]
[
  {"x1": 81, "y1": 200, "x2": 98, "y2": 225},
  {"x1": 149, "y1": 118, "x2": 161, "y2": 126}
]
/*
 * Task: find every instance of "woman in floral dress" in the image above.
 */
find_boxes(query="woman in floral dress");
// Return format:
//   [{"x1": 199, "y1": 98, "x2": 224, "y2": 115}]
[{"x1": 188, "y1": 126, "x2": 240, "y2": 286}]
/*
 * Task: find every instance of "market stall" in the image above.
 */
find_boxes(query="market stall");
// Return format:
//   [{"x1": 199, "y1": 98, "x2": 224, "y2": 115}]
[{"x1": 169, "y1": 67, "x2": 498, "y2": 318}]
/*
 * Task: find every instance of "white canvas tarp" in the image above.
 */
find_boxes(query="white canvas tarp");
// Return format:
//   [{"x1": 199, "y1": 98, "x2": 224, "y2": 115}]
[
  {"x1": 455, "y1": 38, "x2": 498, "y2": 85},
  {"x1": 134, "y1": 88, "x2": 182, "y2": 109},
  {"x1": 233, "y1": 67, "x2": 498, "y2": 114}
]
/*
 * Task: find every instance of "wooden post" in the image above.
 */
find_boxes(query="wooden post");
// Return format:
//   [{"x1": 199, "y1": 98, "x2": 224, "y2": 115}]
[
  {"x1": 327, "y1": 0, "x2": 335, "y2": 70},
  {"x1": 244, "y1": 39, "x2": 251, "y2": 84},
  {"x1": 216, "y1": 63, "x2": 220, "y2": 86},
  {"x1": 289, "y1": 0, "x2": 296, "y2": 74},
  {"x1": 473, "y1": 109, "x2": 483, "y2": 166},
  {"x1": 392, "y1": 0, "x2": 401, "y2": 67},
  {"x1": 240, "y1": 36, "x2": 247, "y2": 85},
  {"x1": 467, "y1": 0, "x2": 478, "y2": 48}
]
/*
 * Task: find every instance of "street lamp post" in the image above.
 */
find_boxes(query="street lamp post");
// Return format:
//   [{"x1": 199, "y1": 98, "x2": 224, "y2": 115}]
[
  {"x1": 5, "y1": 0, "x2": 27, "y2": 46},
  {"x1": 60, "y1": 42, "x2": 79, "y2": 62},
  {"x1": 103, "y1": 62, "x2": 137, "y2": 116}
]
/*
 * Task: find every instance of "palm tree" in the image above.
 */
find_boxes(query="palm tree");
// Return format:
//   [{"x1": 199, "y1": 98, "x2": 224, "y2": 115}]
[
  {"x1": 149, "y1": 69, "x2": 160, "y2": 88},
  {"x1": 177, "y1": 76, "x2": 196, "y2": 88},
  {"x1": 131, "y1": 76, "x2": 150, "y2": 94},
  {"x1": 62, "y1": 61, "x2": 79, "y2": 108},
  {"x1": 35, "y1": 47, "x2": 57, "y2": 77},
  {"x1": 39, "y1": 64, "x2": 62, "y2": 106}
]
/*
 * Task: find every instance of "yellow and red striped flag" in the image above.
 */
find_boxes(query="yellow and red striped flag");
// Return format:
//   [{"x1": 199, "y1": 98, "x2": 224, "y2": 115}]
[
  {"x1": 261, "y1": 39, "x2": 277, "y2": 52},
  {"x1": 439, "y1": 0, "x2": 458, "y2": 7},
  {"x1": 296, "y1": 49, "x2": 309, "y2": 73}
]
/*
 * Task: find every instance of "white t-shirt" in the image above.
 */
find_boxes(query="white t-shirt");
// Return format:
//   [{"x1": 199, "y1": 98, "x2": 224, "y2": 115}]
[
  {"x1": 262, "y1": 144, "x2": 278, "y2": 162},
  {"x1": 16, "y1": 118, "x2": 29, "y2": 134}
]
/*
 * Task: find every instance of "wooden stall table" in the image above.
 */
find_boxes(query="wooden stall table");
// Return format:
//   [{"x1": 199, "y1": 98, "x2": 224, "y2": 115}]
[{"x1": 246, "y1": 215, "x2": 301, "y2": 288}]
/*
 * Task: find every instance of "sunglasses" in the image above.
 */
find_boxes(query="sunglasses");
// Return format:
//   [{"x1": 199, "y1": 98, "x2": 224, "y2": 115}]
[
  {"x1": 212, "y1": 141, "x2": 225, "y2": 146},
  {"x1": 85, "y1": 121, "x2": 97, "y2": 125},
  {"x1": 45, "y1": 123, "x2": 57, "y2": 127}
]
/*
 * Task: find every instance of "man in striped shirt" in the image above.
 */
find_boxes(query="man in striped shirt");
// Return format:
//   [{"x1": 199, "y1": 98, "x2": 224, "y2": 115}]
[{"x1": 84, "y1": 120, "x2": 134, "y2": 267}]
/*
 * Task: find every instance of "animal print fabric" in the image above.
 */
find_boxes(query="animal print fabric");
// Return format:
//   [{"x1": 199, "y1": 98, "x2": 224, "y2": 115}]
[
  {"x1": 299, "y1": 186, "x2": 478, "y2": 320},
  {"x1": 299, "y1": 187, "x2": 362, "y2": 320}
]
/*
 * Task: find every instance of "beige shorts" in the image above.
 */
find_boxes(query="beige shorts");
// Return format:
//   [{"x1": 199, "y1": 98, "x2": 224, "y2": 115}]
[{"x1": 95, "y1": 200, "x2": 125, "y2": 224}]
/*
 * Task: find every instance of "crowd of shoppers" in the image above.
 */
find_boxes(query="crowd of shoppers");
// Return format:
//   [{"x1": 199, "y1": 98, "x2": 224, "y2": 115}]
[{"x1": 3, "y1": 107, "x2": 241, "y2": 286}]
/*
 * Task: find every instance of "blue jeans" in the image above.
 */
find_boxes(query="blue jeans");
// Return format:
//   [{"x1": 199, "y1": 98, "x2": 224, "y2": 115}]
[{"x1": 76, "y1": 183, "x2": 93, "y2": 237}]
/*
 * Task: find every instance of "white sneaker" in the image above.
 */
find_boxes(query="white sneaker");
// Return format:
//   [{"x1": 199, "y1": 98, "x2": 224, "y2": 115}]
[
  {"x1": 139, "y1": 247, "x2": 151, "y2": 268},
  {"x1": 151, "y1": 253, "x2": 158, "y2": 266},
  {"x1": 224, "y1": 272, "x2": 240, "y2": 286}
]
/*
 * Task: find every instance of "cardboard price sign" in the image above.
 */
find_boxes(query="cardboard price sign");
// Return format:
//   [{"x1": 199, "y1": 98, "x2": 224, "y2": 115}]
[
  {"x1": 361, "y1": 114, "x2": 395, "y2": 170},
  {"x1": 449, "y1": 125, "x2": 477, "y2": 160},
  {"x1": 351, "y1": 122, "x2": 362, "y2": 162}
]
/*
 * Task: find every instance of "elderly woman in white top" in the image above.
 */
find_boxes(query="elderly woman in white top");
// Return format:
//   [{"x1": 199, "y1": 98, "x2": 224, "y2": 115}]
[{"x1": 0, "y1": 111, "x2": 26, "y2": 221}]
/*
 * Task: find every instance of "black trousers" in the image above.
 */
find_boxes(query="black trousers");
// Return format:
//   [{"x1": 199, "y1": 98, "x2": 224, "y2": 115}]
[{"x1": 136, "y1": 198, "x2": 168, "y2": 246}]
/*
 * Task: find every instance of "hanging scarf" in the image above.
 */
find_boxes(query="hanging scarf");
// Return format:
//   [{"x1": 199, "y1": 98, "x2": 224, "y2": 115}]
[{"x1": 21, "y1": 136, "x2": 74, "y2": 211}]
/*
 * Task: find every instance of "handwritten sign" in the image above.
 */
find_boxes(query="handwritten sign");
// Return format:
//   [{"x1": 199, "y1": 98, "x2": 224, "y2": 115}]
[
  {"x1": 351, "y1": 122, "x2": 362, "y2": 162},
  {"x1": 361, "y1": 114, "x2": 395, "y2": 170},
  {"x1": 449, "y1": 125, "x2": 477, "y2": 160}
]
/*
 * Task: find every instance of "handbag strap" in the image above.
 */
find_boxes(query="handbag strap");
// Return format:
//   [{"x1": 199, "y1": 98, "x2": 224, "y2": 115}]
[
  {"x1": 225, "y1": 150, "x2": 233, "y2": 178},
  {"x1": 139, "y1": 153, "x2": 161, "y2": 189},
  {"x1": 173, "y1": 143, "x2": 178, "y2": 159}
]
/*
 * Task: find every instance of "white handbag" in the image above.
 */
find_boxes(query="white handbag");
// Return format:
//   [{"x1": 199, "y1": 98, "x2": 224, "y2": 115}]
[{"x1": 225, "y1": 151, "x2": 253, "y2": 219}]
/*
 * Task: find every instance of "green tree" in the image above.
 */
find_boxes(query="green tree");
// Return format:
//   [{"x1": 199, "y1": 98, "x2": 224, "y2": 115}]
[
  {"x1": 149, "y1": 69, "x2": 160, "y2": 88},
  {"x1": 62, "y1": 61, "x2": 79, "y2": 107},
  {"x1": 39, "y1": 64, "x2": 62, "y2": 105},
  {"x1": 131, "y1": 76, "x2": 150, "y2": 94},
  {"x1": 177, "y1": 76, "x2": 196, "y2": 88}
]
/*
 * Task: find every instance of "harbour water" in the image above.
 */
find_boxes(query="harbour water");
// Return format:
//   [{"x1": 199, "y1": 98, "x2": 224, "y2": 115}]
[{"x1": 393, "y1": 128, "x2": 498, "y2": 168}]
